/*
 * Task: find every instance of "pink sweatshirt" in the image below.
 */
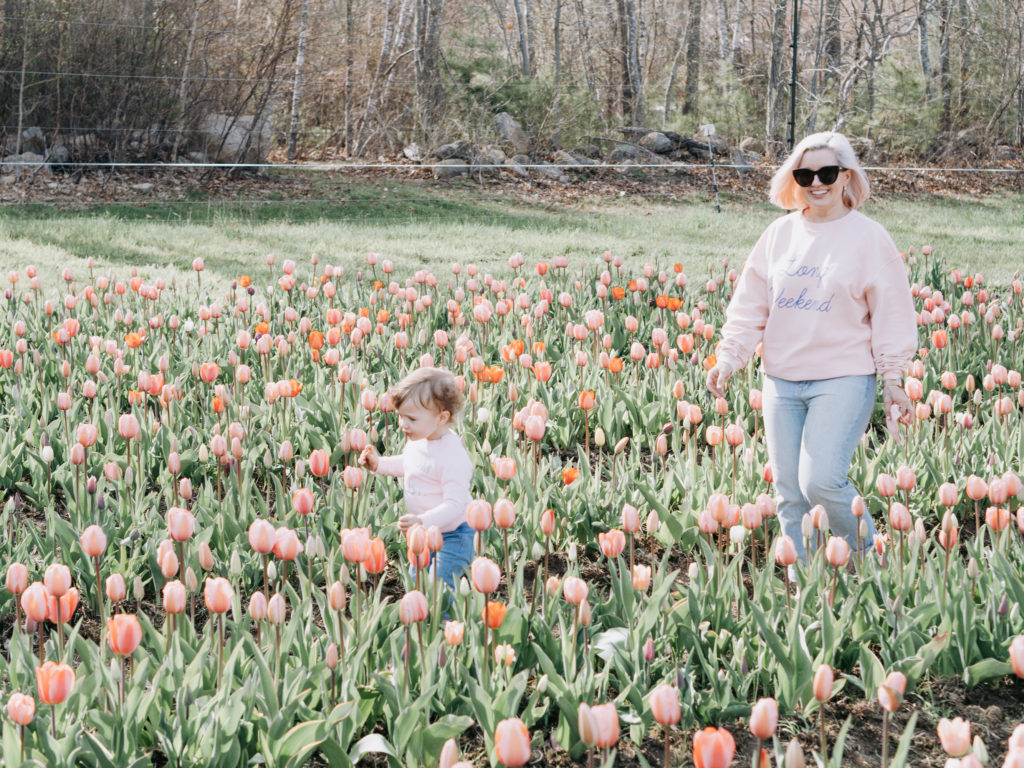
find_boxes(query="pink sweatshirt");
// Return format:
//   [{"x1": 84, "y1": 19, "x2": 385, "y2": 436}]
[
  {"x1": 716, "y1": 209, "x2": 916, "y2": 381},
  {"x1": 373, "y1": 431, "x2": 473, "y2": 533}
]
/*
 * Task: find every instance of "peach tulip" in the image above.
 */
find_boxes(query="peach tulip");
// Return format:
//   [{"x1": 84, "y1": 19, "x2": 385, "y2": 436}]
[
  {"x1": 364, "y1": 538, "x2": 387, "y2": 574},
  {"x1": 621, "y1": 504, "x2": 640, "y2": 533},
  {"x1": 444, "y1": 620, "x2": 465, "y2": 646},
  {"x1": 398, "y1": 590, "x2": 428, "y2": 624},
  {"x1": 749, "y1": 697, "x2": 779, "y2": 739},
  {"x1": 493, "y1": 457, "x2": 516, "y2": 480},
  {"x1": 693, "y1": 726, "x2": 736, "y2": 768},
  {"x1": 966, "y1": 475, "x2": 988, "y2": 500},
  {"x1": 1010, "y1": 635, "x2": 1024, "y2": 678},
  {"x1": 204, "y1": 577, "x2": 233, "y2": 613},
  {"x1": 466, "y1": 499, "x2": 492, "y2": 530},
  {"x1": 273, "y1": 528, "x2": 303, "y2": 560},
  {"x1": 939, "y1": 482, "x2": 958, "y2": 507},
  {"x1": 36, "y1": 661, "x2": 76, "y2": 705},
  {"x1": 878, "y1": 671, "x2": 907, "y2": 712},
  {"x1": 292, "y1": 488, "x2": 314, "y2": 516},
  {"x1": 876, "y1": 473, "x2": 896, "y2": 497},
  {"x1": 106, "y1": 574, "x2": 126, "y2": 604},
  {"x1": 107, "y1": 614, "x2": 143, "y2": 655},
  {"x1": 249, "y1": 591, "x2": 268, "y2": 621},
  {"x1": 632, "y1": 564, "x2": 652, "y2": 591},
  {"x1": 167, "y1": 507, "x2": 195, "y2": 542},
  {"x1": 937, "y1": 717, "x2": 971, "y2": 757},
  {"x1": 590, "y1": 702, "x2": 620, "y2": 748},
  {"x1": 6, "y1": 692, "x2": 34, "y2": 726},
  {"x1": 494, "y1": 717, "x2": 531, "y2": 767},
  {"x1": 267, "y1": 593, "x2": 286, "y2": 624},
  {"x1": 648, "y1": 683, "x2": 681, "y2": 725},
  {"x1": 471, "y1": 557, "x2": 500, "y2": 594},
  {"x1": 22, "y1": 582, "x2": 49, "y2": 623},
  {"x1": 249, "y1": 519, "x2": 276, "y2": 554},
  {"x1": 163, "y1": 581, "x2": 187, "y2": 614},
  {"x1": 540, "y1": 509, "x2": 556, "y2": 536},
  {"x1": 825, "y1": 537, "x2": 850, "y2": 568},
  {"x1": 599, "y1": 529, "x2": 625, "y2": 558},
  {"x1": 308, "y1": 449, "x2": 330, "y2": 478},
  {"x1": 775, "y1": 536, "x2": 798, "y2": 566},
  {"x1": 493, "y1": 499, "x2": 516, "y2": 528},
  {"x1": 80, "y1": 525, "x2": 107, "y2": 557},
  {"x1": 6, "y1": 562, "x2": 28, "y2": 594},
  {"x1": 43, "y1": 564, "x2": 71, "y2": 598},
  {"x1": 562, "y1": 576, "x2": 588, "y2": 605},
  {"x1": 813, "y1": 665, "x2": 834, "y2": 702}
]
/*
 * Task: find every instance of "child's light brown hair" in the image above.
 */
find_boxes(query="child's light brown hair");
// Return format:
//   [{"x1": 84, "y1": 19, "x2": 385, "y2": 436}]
[{"x1": 389, "y1": 367, "x2": 464, "y2": 418}]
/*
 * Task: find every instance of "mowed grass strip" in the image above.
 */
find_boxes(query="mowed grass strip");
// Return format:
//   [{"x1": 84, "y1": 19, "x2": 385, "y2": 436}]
[{"x1": 1, "y1": 177, "x2": 1021, "y2": 290}]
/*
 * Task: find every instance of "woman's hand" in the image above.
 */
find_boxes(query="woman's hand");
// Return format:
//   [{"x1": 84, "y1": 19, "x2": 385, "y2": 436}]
[
  {"x1": 883, "y1": 381, "x2": 914, "y2": 425},
  {"x1": 358, "y1": 445, "x2": 379, "y2": 472},
  {"x1": 705, "y1": 362, "x2": 736, "y2": 400}
]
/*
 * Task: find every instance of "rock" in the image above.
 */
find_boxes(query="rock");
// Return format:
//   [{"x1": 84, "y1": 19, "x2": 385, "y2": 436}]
[
  {"x1": 186, "y1": 151, "x2": 209, "y2": 164},
  {"x1": 403, "y1": 143, "x2": 423, "y2": 162},
  {"x1": 434, "y1": 140, "x2": 473, "y2": 161},
  {"x1": 955, "y1": 129, "x2": 980, "y2": 147},
  {"x1": 572, "y1": 144, "x2": 602, "y2": 159},
  {"x1": 21, "y1": 127, "x2": 46, "y2": 154},
  {"x1": 739, "y1": 137, "x2": 764, "y2": 154},
  {"x1": 552, "y1": 150, "x2": 582, "y2": 168},
  {"x1": 47, "y1": 145, "x2": 71, "y2": 165},
  {"x1": 638, "y1": 132, "x2": 673, "y2": 154},
  {"x1": 693, "y1": 129, "x2": 730, "y2": 155},
  {"x1": 534, "y1": 162, "x2": 570, "y2": 183},
  {"x1": 475, "y1": 147, "x2": 507, "y2": 166},
  {"x1": 0, "y1": 174, "x2": 15, "y2": 185},
  {"x1": 511, "y1": 154, "x2": 532, "y2": 166},
  {"x1": 70, "y1": 134, "x2": 98, "y2": 159},
  {"x1": 196, "y1": 114, "x2": 273, "y2": 163},
  {"x1": 743, "y1": 150, "x2": 763, "y2": 165},
  {"x1": 131, "y1": 183, "x2": 155, "y2": 193},
  {"x1": 433, "y1": 158, "x2": 469, "y2": 179},
  {"x1": 1, "y1": 152, "x2": 50, "y2": 175},
  {"x1": 995, "y1": 144, "x2": 1017, "y2": 160},
  {"x1": 504, "y1": 160, "x2": 529, "y2": 179},
  {"x1": 609, "y1": 144, "x2": 639, "y2": 163},
  {"x1": 494, "y1": 112, "x2": 531, "y2": 155}
]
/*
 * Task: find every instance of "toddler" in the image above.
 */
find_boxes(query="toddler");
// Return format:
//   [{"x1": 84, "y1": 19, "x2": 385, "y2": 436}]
[{"x1": 358, "y1": 366, "x2": 474, "y2": 588}]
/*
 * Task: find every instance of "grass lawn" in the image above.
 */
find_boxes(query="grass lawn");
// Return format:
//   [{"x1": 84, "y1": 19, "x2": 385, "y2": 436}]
[{"x1": 0, "y1": 175, "x2": 1022, "y2": 289}]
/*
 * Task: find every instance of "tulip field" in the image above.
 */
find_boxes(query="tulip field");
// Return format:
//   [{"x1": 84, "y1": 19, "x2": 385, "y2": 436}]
[{"x1": 1, "y1": 243, "x2": 1023, "y2": 768}]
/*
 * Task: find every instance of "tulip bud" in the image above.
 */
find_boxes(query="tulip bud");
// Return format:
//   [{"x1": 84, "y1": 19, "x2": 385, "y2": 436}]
[
  {"x1": 785, "y1": 739, "x2": 806, "y2": 768},
  {"x1": 594, "y1": 427, "x2": 606, "y2": 447},
  {"x1": 643, "y1": 637, "x2": 655, "y2": 661},
  {"x1": 230, "y1": 550, "x2": 242, "y2": 577},
  {"x1": 184, "y1": 567, "x2": 198, "y2": 592},
  {"x1": 133, "y1": 576, "x2": 145, "y2": 602},
  {"x1": 325, "y1": 642, "x2": 338, "y2": 670}
]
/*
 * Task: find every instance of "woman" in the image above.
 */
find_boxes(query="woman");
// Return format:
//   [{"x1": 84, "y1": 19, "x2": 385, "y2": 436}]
[{"x1": 706, "y1": 132, "x2": 916, "y2": 561}]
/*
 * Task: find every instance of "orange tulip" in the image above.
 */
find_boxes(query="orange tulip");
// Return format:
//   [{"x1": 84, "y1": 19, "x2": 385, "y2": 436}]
[
  {"x1": 693, "y1": 726, "x2": 736, "y2": 768},
  {"x1": 107, "y1": 614, "x2": 143, "y2": 655},
  {"x1": 540, "y1": 508, "x2": 556, "y2": 536},
  {"x1": 46, "y1": 587, "x2": 79, "y2": 624},
  {"x1": 482, "y1": 601, "x2": 507, "y2": 629},
  {"x1": 308, "y1": 449, "x2": 330, "y2": 478},
  {"x1": 494, "y1": 717, "x2": 531, "y2": 767},
  {"x1": 562, "y1": 467, "x2": 579, "y2": 485},
  {"x1": 363, "y1": 537, "x2": 387, "y2": 574},
  {"x1": 36, "y1": 661, "x2": 75, "y2": 706},
  {"x1": 578, "y1": 390, "x2": 596, "y2": 410}
]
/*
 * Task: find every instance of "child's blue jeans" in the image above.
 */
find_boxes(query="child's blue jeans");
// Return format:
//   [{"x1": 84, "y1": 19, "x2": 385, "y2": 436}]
[{"x1": 412, "y1": 522, "x2": 476, "y2": 589}]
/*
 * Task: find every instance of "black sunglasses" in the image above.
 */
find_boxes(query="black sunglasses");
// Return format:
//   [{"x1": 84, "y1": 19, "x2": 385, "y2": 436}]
[{"x1": 792, "y1": 165, "x2": 845, "y2": 187}]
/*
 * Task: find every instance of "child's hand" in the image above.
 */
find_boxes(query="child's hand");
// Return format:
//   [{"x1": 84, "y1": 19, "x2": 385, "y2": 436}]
[
  {"x1": 397, "y1": 514, "x2": 423, "y2": 533},
  {"x1": 358, "y1": 445, "x2": 379, "y2": 472}
]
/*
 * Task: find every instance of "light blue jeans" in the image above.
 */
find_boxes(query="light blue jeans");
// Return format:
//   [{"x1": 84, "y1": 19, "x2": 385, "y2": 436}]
[
  {"x1": 763, "y1": 374, "x2": 879, "y2": 562},
  {"x1": 411, "y1": 522, "x2": 475, "y2": 589}
]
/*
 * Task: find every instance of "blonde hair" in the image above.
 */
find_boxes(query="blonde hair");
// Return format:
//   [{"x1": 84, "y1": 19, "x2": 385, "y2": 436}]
[
  {"x1": 389, "y1": 366, "x2": 464, "y2": 418},
  {"x1": 769, "y1": 132, "x2": 871, "y2": 211}
]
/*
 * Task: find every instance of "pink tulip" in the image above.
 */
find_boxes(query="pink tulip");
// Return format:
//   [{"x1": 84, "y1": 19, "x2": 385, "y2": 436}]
[
  {"x1": 648, "y1": 683, "x2": 681, "y2": 726},
  {"x1": 813, "y1": 665, "x2": 834, "y2": 702},
  {"x1": 937, "y1": 717, "x2": 971, "y2": 758},
  {"x1": 749, "y1": 697, "x2": 779, "y2": 739}
]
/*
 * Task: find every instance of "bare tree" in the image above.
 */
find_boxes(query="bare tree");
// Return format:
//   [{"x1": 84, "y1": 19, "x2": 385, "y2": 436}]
[
  {"x1": 512, "y1": 0, "x2": 531, "y2": 75},
  {"x1": 765, "y1": 0, "x2": 788, "y2": 140},
  {"x1": 682, "y1": 0, "x2": 702, "y2": 116},
  {"x1": 414, "y1": 0, "x2": 444, "y2": 141},
  {"x1": 287, "y1": 0, "x2": 310, "y2": 160},
  {"x1": 937, "y1": 0, "x2": 952, "y2": 131},
  {"x1": 917, "y1": 0, "x2": 934, "y2": 101}
]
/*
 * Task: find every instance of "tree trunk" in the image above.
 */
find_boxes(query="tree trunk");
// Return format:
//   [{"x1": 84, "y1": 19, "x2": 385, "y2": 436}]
[
  {"x1": 823, "y1": 0, "x2": 842, "y2": 90},
  {"x1": 956, "y1": 0, "x2": 970, "y2": 117},
  {"x1": 171, "y1": 1, "x2": 203, "y2": 161},
  {"x1": 525, "y1": 0, "x2": 536, "y2": 77},
  {"x1": 344, "y1": 0, "x2": 355, "y2": 154},
  {"x1": 716, "y1": 0, "x2": 729, "y2": 61},
  {"x1": 574, "y1": 0, "x2": 598, "y2": 101},
  {"x1": 614, "y1": 0, "x2": 634, "y2": 122},
  {"x1": 765, "y1": 0, "x2": 788, "y2": 141},
  {"x1": 625, "y1": 0, "x2": 644, "y2": 127},
  {"x1": 414, "y1": 0, "x2": 444, "y2": 141},
  {"x1": 287, "y1": 0, "x2": 310, "y2": 161},
  {"x1": 730, "y1": 0, "x2": 746, "y2": 71},
  {"x1": 937, "y1": 0, "x2": 952, "y2": 131},
  {"x1": 512, "y1": 0, "x2": 531, "y2": 76},
  {"x1": 917, "y1": 0, "x2": 934, "y2": 101},
  {"x1": 682, "y1": 0, "x2": 702, "y2": 116}
]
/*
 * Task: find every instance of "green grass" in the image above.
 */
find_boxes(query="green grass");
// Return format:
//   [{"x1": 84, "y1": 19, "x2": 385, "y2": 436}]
[{"x1": 1, "y1": 177, "x2": 1022, "y2": 291}]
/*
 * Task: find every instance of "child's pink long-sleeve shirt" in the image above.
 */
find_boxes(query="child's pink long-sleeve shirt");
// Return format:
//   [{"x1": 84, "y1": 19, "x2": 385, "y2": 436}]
[
  {"x1": 373, "y1": 431, "x2": 473, "y2": 533},
  {"x1": 715, "y1": 209, "x2": 917, "y2": 382}
]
